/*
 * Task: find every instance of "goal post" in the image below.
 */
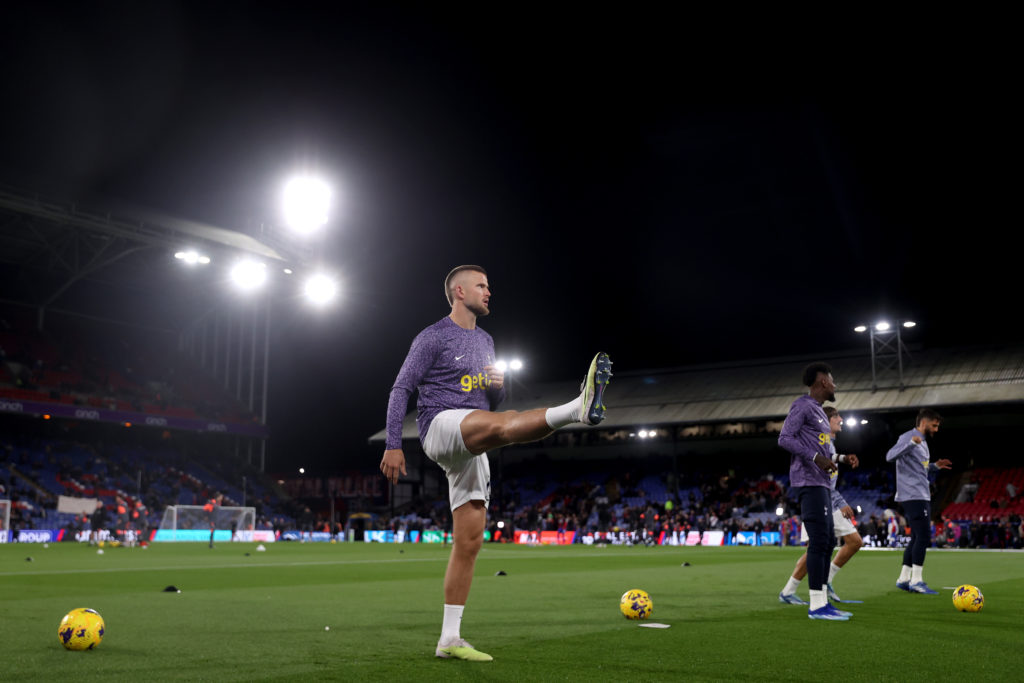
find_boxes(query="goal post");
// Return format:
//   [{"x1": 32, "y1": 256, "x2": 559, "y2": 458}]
[
  {"x1": 156, "y1": 505, "x2": 256, "y2": 542},
  {"x1": 0, "y1": 499, "x2": 10, "y2": 543}
]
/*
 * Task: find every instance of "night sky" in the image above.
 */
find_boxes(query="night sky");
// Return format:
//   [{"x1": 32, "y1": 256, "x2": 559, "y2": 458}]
[{"x1": 1, "y1": 5, "x2": 1017, "y2": 472}]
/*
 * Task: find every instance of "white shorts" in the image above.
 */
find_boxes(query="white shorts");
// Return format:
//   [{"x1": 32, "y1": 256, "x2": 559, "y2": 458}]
[
  {"x1": 423, "y1": 409, "x2": 491, "y2": 511},
  {"x1": 801, "y1": 507, "x2": 858, "y2": 542}
]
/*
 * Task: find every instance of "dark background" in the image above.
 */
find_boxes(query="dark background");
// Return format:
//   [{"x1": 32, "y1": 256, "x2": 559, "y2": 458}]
[{"x1": 1, "y1": 4, "x2": 1017, "y2": 473}]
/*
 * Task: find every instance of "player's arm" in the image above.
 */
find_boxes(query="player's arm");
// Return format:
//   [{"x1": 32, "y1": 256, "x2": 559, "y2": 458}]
[
  {"x1": 778, "y1": 405, "x2": 836, "y2": 473},
  {"x1": 484, "y1": 364, "x2": 506, "y2": 409},
  {"x1": 885, "y1": 433, "x2": 918, "y2": 462},
  {"x1": 381, "y1": 333, "x2": 436, "y2": 483},
  {"x1": 931, "y1": 459, "x2": 953, "y2": 471},
  {"x1": 831, "y1": 490, "x2": 854, "y2": 519}
]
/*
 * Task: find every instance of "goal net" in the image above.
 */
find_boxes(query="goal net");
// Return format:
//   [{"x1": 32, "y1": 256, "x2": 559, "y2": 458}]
[
  {"x1": 157, "y1": 505, "x2": 256, "y2": 542},
  {"x1": 0, "y1": 500, "x2": 9, "y2": 543}
]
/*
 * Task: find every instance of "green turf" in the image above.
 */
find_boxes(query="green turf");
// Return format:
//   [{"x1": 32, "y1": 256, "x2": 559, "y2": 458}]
[{"x1": 1, "y1": 541, "x2": 1021, "y2": 681}]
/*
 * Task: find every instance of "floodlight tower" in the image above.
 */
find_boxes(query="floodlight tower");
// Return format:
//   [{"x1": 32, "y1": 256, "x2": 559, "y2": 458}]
[
  {"x1": 492, "y1": 358, "x2": 522, "y2": 520},
  {"x1": 854, "y1": 320, "x2": 916, "y2": 392}
]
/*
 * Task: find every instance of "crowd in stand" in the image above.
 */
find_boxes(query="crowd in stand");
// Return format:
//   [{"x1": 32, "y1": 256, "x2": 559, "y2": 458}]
[
  {"x1": 1, "y1": 307, "x2": 255, "y2": 425},
  {"x1": 0, "y1": 433, "x2": 295, "y2": 537},
  {"x1": 375, "y1": 464, "x2": 1024, "y2": 550}
]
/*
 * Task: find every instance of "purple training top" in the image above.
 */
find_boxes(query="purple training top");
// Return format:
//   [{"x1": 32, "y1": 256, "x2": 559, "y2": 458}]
[
  {"x1": 386, "y1": 316, "x2": 506, "y2": 449},
  {"x1": 778, "y1": 393, "x2": 832, "y2": 488}
]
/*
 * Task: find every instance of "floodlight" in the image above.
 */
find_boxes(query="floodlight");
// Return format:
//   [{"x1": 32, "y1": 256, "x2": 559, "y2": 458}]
[
  {"x1": 175, "y1": 250, "x2": 210, "y2": 266},
  {"x1": 230, "y1": 260, "x2": 267, "y2": 291},
  {"x1": 283, "y1": 176, "x2": 331, "y2": 234},
  {"x1": 638, "y1": 430, "x2": 649, "y2": 438},
  {"x1": 775, "y1": 506, "x2": 785, "y2": 516},
  {"x1": 509, "y1": 359, "x2": 523, "y2": 371},
  {"x1": 299, "y1": 467, "x2": 305, "y2": 474},
  {"x1": 861, "y1": 419, "x2": 868, "y2": 425},
  {"x1": 875, "y1": 321, "x2": 891, "y2": 331},
  {"x1": 304, "y1": 273, "x2": 338, "y2": 305},
  {"x1": 854, "y1": 325, "x2": 867, "y2": 333},
  {"x1": 494, "y1": 360, "x2": 508, "y2": 373},
  {"x1": 846, "y1": 417, "x2": 857, "y2": 427},
  {"x1": 903, "y1": 321, "x2": 916, "y2": 328}
]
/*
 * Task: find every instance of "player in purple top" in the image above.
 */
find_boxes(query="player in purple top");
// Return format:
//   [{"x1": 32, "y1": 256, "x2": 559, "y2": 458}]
[
  {"x1": 778, "y1": 406, "x2": 864, "y2": 606},
  {"x1": 886, "y1": 408, "x2": 951, "y2": 594},
  {"x1": 380, "y1": 265, "x2": 612, "y2": 662},
  {"x1": 777, "y1": 362, "x2": 849, "y2": 621}
]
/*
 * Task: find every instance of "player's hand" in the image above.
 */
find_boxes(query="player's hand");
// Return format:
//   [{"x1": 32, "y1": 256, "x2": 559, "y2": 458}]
[
  {"x1": 483, "y1": 364, "x2": 504, "y2": 390},
  {"x1": 840, "y1": 505, "x2": 854, "y2": 520},
  {"x1": 380, "y1": 449, "x2": 407, "y2": 484},
  {"x1": 935, "y1": 459, "x2": 952, "y2": 470},
  {"x1": 813, "y1": 453, "x2": 838, "y2": 474},
  {"x1": 911, "y1": 436, "x2": 923, "y2": 445},
  {"x1": 846, "y1": 454, "x2": 859, "y2": 468}
]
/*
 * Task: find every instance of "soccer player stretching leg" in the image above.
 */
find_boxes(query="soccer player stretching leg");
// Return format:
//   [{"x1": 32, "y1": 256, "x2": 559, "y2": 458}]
[
  {"x1": 380, "y1": 265, "x2": 612, "y2": 661},
  {"x1": 777, "y1": 362, "x2": 850, "y2": 620},
  {"x1": 779, "y1": 406, "x2": 863, "y2": 605},
  {"x1": 886, "y1": 408, "x2": 951, "y2": 594}
]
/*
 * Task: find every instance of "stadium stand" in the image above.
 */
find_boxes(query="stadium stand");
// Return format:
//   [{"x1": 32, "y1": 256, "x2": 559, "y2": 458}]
[{"x1": 1, "y1": 303, "x2": 257, "y2": 426}]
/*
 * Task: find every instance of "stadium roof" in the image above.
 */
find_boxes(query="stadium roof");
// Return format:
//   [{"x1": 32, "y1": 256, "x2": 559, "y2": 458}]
[
  {"x1": 0, "y1": 184, "x2": 302, "y2": 330},
  {"x1": 368, "y1": 344, "x2": 1024, "y2": 443}
]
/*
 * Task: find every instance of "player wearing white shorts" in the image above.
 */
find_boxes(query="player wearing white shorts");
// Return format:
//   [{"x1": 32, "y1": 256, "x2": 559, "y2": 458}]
[
  {"x1": 380, "y1": 265, "x2": 612, "y2": 662},
  {"x1": 779, "y1": 406, "x2": 864, "y2": 605}
]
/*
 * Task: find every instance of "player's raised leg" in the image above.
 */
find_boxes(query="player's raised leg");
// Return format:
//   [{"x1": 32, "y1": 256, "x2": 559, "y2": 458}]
[{"x1": 460, "y1": 352, "x2": 612, "y2": 454}]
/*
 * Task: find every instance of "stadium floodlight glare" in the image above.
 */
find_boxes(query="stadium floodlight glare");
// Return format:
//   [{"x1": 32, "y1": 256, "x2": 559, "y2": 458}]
[
  {"x1": 854, "y1": 325, "x2": 868, "y2": 333},
  {"x1": 304, "y1": 273, "x2": 339, "y2": 306},
  {"x1": 776, "y1": 506, "x2": 785, "y2": 517},
  {"x1": 509, "y1": 359, "x2": 523, "y2": 371},
  {"x1": 299, "y1": 467, "x2": 305, "y2": 474},
  {"x1": 230, "y1": 260, "x2": 267, "y2": 291},
  {"x1": 494, "y1": 360, "x2": 508, "y2": 373},
  {"x1": 875, "y1": 321, "x2": 891, "y2": 332},
  {"x1": 283, "y1": 176, "x2": 331, "y2": 234},
  {"x1": 903, "y1": 321, "x2": 916, "y2": 328},
  {"x1": 846, "y1": 417, "x2": 857, "y2": 427},
  {"x1": 861, "y1": 419, "x2": 868, "y2": 425},
  {"x1": 174, "y1": 250, "x2": 210, "y2": 265},
  {"x1": 638, "y1": 430, "x2": 649, "y2": 438}
]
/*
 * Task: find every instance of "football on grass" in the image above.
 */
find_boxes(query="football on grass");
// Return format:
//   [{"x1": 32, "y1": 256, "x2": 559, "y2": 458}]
[
  {"x1": 58, "y1": 608, "x2": 105, "y2": 650},
  {"x1": 620, "y1": 589, "x2": 653, "y2": 620},
  {"x1": 952, "y1": 585, "x2": 984, "y2": 612}
]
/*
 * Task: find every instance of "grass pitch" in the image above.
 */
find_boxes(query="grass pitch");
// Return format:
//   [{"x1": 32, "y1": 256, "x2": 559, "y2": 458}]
[{"x1": 2, "y1": 541, "x2": 1021, "y2": 681}]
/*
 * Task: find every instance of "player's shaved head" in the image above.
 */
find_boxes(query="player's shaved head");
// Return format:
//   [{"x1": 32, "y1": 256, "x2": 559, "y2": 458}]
[{"x1": 444, "y1": 265, "x2": 487, "y2": 306}]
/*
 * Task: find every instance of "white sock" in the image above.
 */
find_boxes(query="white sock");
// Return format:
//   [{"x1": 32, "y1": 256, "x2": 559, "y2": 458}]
[
  {"x1": 440, "y1": 604, "x2": 464, "y2": 644},
  {"x1": 809, "y1": 589, "x2": 826, "y2": 611},
  {"x1": 911, "y1": 564, "x2": 923, "y2": 584},
  {"x1": 898, "y1": 565, "x2": 912, "y2": 584},
  {"x1": 545, "y1": 394, "x2": 582, "y2": 429},
  {"x1": 782, "y1": 576, "x2": 802, "y2": 595},
  {"x1": 828, "y1": 562, "x2": 841, "y2": 584}
]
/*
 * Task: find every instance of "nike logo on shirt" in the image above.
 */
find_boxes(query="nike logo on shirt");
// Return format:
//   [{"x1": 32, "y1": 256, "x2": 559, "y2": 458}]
[{"x1": 455, "y1": 355, "x2": 466, "y2": 360}]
